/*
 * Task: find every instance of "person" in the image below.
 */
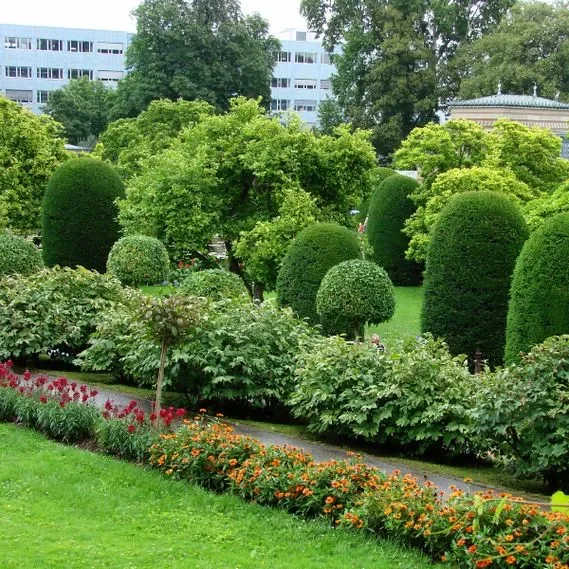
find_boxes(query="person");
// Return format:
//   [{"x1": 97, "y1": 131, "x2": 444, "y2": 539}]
[{"x1": 370, "y1": 334, "x2": 385, "y2": 352}]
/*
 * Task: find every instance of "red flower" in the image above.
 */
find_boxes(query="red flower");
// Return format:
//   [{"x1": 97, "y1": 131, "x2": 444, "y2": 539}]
[{"x1": 127, "y1": 425, "x2": 136, "y2": 434}]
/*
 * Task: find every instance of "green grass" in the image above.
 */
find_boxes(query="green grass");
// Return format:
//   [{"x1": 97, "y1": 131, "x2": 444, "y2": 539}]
[
  {"x1": 0, "y1": 424, "x2": 437, "y2": 569},
  {"x1": 139, "y1": 284, "x2": 177, "y2": 296}
]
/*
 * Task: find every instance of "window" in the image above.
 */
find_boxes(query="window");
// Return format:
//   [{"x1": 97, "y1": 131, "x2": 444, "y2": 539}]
[
  {"x1": 97, "y1": 42, "x2": 124, "y2": 55},
  {"x1": 5, "y1": 66, "x2": 32, "y2": 78},
  {"x1": 294, "y1": 100, "x2": 317, "y2": 112},
  {"x1": 37, "y1": 38, "x2": 63, "y2": 51},
  {"x1": 67, "y1": 40, "x2": 93, "y2": 53},
  {"x1": 296, "y1": 31, "x2": 307, "y2": 41},
  {"x1": 271, "y1": 77, "x2": 290, "y2": 88},
  {"x1": 294, "y1": 79, "x2": 317, "y2": 90},
  {"x1": 5, "y1": 89, "x2": 33, "y2": 103},
  {"x1": 320, "y1": 79, "x2": 331, "y2": 89},
  {"x1": 37, "y1": 67, "x2": 64, "y2": 79},
  {"x1": 37, "y1": 90, "x2": 52, "y2": 104},
  {"x1": 321, "y1": 53, "x2": 332, "y2": 65},
  {"x1": 5, "y1": 37, "x2": 32, "y2": 50},
  {"x1": 270, "y1": 99, "x2": 289, "y2": 111},
  {"x1": 277, "y1": 51, "x2": 291, "y2": 63},
  {"x1": 295, "y1": 52, "x2": 317, "y2": 64},
  {"x1": 97, "y1": 70, "x2": 124, "y2": 82},
  {"x1": 68, "y1": 69, "x2": 94, "y2": 80}
]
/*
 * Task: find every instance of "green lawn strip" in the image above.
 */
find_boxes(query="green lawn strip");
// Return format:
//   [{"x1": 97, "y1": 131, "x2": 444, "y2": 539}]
[
  {"x1": 0, "y1": 424, "x2": 436, "y2": 569},
  {"x1": 139, "y1": 284, "x2": 177, "y2": 296}
]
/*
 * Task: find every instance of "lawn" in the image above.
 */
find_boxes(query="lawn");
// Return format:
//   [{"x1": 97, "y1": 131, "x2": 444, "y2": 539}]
[{"x1": 0, "y1": 424, "x2": 437, "y2": 569}]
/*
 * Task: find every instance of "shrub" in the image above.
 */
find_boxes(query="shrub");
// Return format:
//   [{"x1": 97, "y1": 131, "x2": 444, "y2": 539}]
[
  {"x1": 107, "y1": 235, "x2": 169, "y2": 286},
  {"x1": 422, "y1": 191, "x2": 528, "y2": 368},
  {"x1": 41, "y1": 157, "x2": 124, "y2": 273},
  {"x1": 0, "y1": 232, "x2": 43, "y2": 277},
  {"x1": 179, "y1": 269, "x2": 248, "y2": 301},
  {"x1": 505, "y1": 213, "x2": 569, "y2": 362},
  {"x1": 366, "y1": 174, "x2": 423, "y2": 285},
  {"x1": 276, "y1": 223, "x2": 361, "y2": 326},
  {"x1": 473, "y1": 336, "x2": 569, "y2": 491},
  {"x1": 357, "y1": 166, "x2": 397, "y2": 222},
  {"x1": 316, "y1": 259, "x2": 395, "y2": 339}
]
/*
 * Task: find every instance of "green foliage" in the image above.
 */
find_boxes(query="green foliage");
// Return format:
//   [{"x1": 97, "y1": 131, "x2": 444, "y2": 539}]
[
  {"x1": 473, "y1": 336, "x2": 569, "y2": 490},
  {"x1": 404, "y1": 166, "x2": 534, "y2": 262},
  {"x1": 95, "y1": 417, "x2": 157, "y2": 462},
  {"x1": 505, "y1": 213, "x2": 569, "y2": 363},
  {"x1": 0, "y1": 232, "x2": 43, "y2": 277},
  {"x1": 107, "y1": 235, "x2": 169, "y2": 286},
  {"x1": 179, "y1": 269, "x2": 248, "y2": 301},
  {"x1": 0, "y1": 267, "x2": 126, "y2": 361},
  {"x1": 0, "y1": 96, "x2": 68, "y2": 233},
  {"x1": 276, "y1": 223, "x2": 361, "y2": 326},
  {"x1": 422, "y1": 191, "x2": 529, "y2": 367},
  {"x1": 316, "y1": 260, "x2": 395, "y2": 339},
  {"x1": 366, "y1": 174, "x2": 423, "y2": 284},
  {"x1": 524, "y1": 180, "x2": 569, "y2": 231},
  {"x1": 41, "y1": 157, "x2": 124, "y2": 273},
  {"x1": 316, "y1": 98, "x2": 346, "y2": 135},
  {"x1": 290, "y1": 334, "x2": 473, "y2": 454},
  {"x1": 357, "y1": 166, "x2": 397, "y2": 222}
]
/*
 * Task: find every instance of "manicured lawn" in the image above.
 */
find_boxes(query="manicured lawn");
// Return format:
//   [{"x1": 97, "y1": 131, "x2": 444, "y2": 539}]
[
  {"x1": 139, "y1": 284, "x2": 177, "y2": 296},
  {"x1": 0, "y1": 424, "x2": 436, "y2": 569}
]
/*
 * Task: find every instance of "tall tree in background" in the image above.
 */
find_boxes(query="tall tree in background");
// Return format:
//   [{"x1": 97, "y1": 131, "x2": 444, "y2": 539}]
[
  {"x1": 111, "y1": 0, "x2": 279, "y2": 118},
  {"x1": 300, "y1": 0, "x2": 514, "y2": 157}
]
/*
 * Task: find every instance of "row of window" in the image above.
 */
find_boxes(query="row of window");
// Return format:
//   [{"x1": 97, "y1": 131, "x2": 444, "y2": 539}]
[
  {"x1": 270, "y1": 99, "x2": 318, "y2": 112},
  {"x1": 4, "y1": 66, "x2": 124, "y2": 81},
  {"x1": 276, "y1": 51, "x2": 332, "y2": 65},
  {"x1": 3, "y1": 88, "x2": 52, "y2": 103},
  {"x1": 4, "y1": 36, "x2": 124, "y2": 54},
  {"x1": 271, "y1": 78, "x2": 331, "y2": 90}
]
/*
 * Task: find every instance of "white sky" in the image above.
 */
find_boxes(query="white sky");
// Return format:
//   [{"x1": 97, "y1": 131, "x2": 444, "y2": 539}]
[{"x1": 0, "y1": 0, "x2": 307, "y2": 34}]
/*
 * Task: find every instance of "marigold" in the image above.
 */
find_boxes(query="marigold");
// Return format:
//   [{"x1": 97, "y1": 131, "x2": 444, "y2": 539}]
[
  {"x1": 505, "y1": 556, "x2": 516, "y2": 565},
  {"x1": 476, "y1": 559, "x2": 493, "y2": 568}
]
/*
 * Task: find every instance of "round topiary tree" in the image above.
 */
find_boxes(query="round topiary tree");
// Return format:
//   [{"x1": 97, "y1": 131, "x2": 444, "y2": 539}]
[
  {"x1": 357, "y1": 166, "x2": 398, "y2": 222},
  {"x1": 276, "y1": 223, "x2": 361, "y2": 326},
  {"x1": 366, "y1": 174, "x2": 423, "y2": 285},
  {"x1": 505, "y1": 213, "x2": 569, "y2": 363},
  {"x1": 0, "y1": 232, "x2": 43, "y2": 277},
  {"x1": 316, "y1": 259, "x2": 395, "y2": 339},
  {"x1": 107, "y1": 235, "x2": 169, "y2": 286},
  {"x1": 179, "y1": 269, "x2": 249, "y2": 301},
  {"x1": 41, "y1": 157, "x2": 124, "y2": 273},
  {"x1": 422, "y1": 191, "x2": 528, "y2": 368}
]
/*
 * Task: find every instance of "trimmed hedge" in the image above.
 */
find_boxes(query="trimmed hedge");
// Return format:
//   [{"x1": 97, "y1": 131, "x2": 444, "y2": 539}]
[
  {"x1": 422, "y1": 191, "x2": 528, "y2": 367},
  {"x1": 505, "y1": 213, "x2": 569, "y2": 362},
  {"x1": 179, "y1": 269, "x2": 249, "y2": 302},
  {"x1": 357, "y1": 166, "x2": 397, "y2": 222},
  {"x1": 0, "y1": 232, "x2": 43, "y2": 276},
  {"x1": 41, "y1": 157, "x2": 124, "y2": 273},
  {"x1": 107, "y1": 235, "x2": 169, "y2": 286},
  {"x1": 316, "y1": 259, "x2": 395, "y2": 339},
  {"x1": 366, "y1": 174, "x2": 423, "y2": 285},
  {"x1": 276, "y1": 223, "x2": 361, "y2": 326}
]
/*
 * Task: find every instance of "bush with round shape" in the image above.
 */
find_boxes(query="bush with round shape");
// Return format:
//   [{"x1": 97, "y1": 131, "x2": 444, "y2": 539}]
[
  {"x1": 179, "y1": 269, "x2": 248, "y2": 302},
  {"x1": 366, "y1": 174, "x2": 423, "y2": 285},
  {"x1": 316, "y1": 259, "x2": 395, "y2": 339},
  {"x1": 41, "y1": 157, "x2": 124, "y2": 273},
  {"x1": 505, "y1": 213, "x2": 569, "y2": 362},
  {"x1": 0, "y1": 232, "x2": 43, "y2": 276},
  {"x1": 107, "y1": 235, "x2": 169, "y2": 286},
  {"x1": 357, "y1": 166, "x2": 397, "y2": 222},
  {"x1": 276, "y1": 223, "x2": 361, "y2": 326},
  {"x1": 422, "y1": 191, "x2": 528, "y2": 368}
]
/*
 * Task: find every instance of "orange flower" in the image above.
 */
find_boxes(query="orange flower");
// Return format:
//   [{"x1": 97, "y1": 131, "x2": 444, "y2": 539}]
[
  {"x1": 467, "y1": 545, "x2": 477, "y2": 554},
  {"x1": 505, "y1": 534, "x2": 514, "y2": 542},
  {"x1": 476, "y1": 559, "x2": 493, "y2": 568},
  {"x1": 505, "y1": 556, "x2": 516, "y2": 565},
  {"x1": 325, "y1": 496, "x2": 335, "y2": 504},
  {"x1": 457, "y1": 539, "x2": 466, "y2": 547}
]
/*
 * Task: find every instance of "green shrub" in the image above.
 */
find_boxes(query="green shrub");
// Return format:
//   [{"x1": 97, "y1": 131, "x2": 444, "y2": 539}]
[
  {"x1": 505, "y1": 213, "x2": 569, "y2": 362},
  {"x1": 422, "y1": 191, "x2": 528, "y2": 367},
  {"x1": 0, "y1": 232, "x2": 43, "y2": 276},
  {"x1": 276, "y1": 223, "x2": 361, "y2": 326},
  {"x1": 473, "y1": 335, "x2": 569, "y2": 490},
  {"x1": 357, "y1": 166, "x2": 397, "y2": 222},
  {"x1": 179, "y1": 269, "x2": 248, "y2": 301},
  {"x1": 366, "y1": 175, "x2": 423, "y2": 285},
  {"x1": 107, "y1": 235, "x2": 169, "y2": 286},
  {"x1": 316, "y1": 259, "x2": 395, "y2": 339},
  {"x1": 41, "y1": 157, "x2": 124, "y2": 273}
]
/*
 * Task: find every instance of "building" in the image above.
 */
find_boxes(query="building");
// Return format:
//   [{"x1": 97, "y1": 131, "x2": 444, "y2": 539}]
[
  {"x1": 448, "y1": 88, "x2": 569, "y2": 158},
  {"x1": 0, "y1": 23, "x2": 132, "y2": 114}
]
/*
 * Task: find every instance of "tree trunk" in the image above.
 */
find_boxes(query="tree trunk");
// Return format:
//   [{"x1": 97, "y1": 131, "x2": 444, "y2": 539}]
[
  {"x1": 253, "y1": 282, "x2": 264, "y2": 303},
  {"x1": 155, "y1": 339, "x2": 169, "y2": 416}
]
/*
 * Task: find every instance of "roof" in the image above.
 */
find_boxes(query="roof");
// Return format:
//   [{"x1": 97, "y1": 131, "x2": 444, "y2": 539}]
[{"x1": 449, "y1": 93, "x2": 569, "y2": 110}]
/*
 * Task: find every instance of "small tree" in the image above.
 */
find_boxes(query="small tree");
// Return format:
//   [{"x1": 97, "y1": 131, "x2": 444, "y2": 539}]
[{"x1": 316, "y1": 259, "x2": 395, "y2": 339}]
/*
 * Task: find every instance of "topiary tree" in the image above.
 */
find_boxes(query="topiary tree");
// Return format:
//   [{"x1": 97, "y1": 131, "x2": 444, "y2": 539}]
[
  {"x1": 41, "y1": 158, "x2": 124, "y2": 273},
  {"x1": 316, "y1": 259, "x2": 395, "y2": 339},
  {"x1": 422, "y1": 191, "x2": 528, "y2": 367},
  {"x1": 107, "y1": 235, "x2": 169, "y2": 286},
  {"x1": 505, "y1": 213, "x2": 569, "y2": 362},
  {"x1": 366, "y1": 174, "x2": 423, "y2": 285},
  {"x1": 276, "y1": 223, "x2": 361, "y2": 326},
  {"x1": 357, "y1": 166, "x2": 397, "y2": 222},
  {"x1": 0, "y1": 232, "x2": 43, "y2": 277},
  {"x1": 179, "y1": 269, "x2": 249, "y2": 302}
]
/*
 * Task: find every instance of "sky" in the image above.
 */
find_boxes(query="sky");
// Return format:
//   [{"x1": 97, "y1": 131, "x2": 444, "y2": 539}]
[{"x1": 0, "y1": 0, "x2": 307, "y2": 34}]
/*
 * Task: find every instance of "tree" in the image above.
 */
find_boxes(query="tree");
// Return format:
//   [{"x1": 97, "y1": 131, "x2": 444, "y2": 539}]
[
  {"x1": 455, "y1": 2, "x2": 569, "y2": 102},
  {"x1": 111, "y1": 0, "x2": 279, "y2": 118},
  {"x1": 0, "y1": 96, "x2": 68, "y2": 234},
  {"x1": 317, "y1": 98, "x2": 346, "y2": 135},
  {"x1": 524, "y1": 181, "x2": 569, "y2": 231},
  {"x1": 300, "y1": 0, "x2": 514, "y2": 156},
  {"x1": 44, "y1": 78, "x2": 111, "y2": 146}
]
